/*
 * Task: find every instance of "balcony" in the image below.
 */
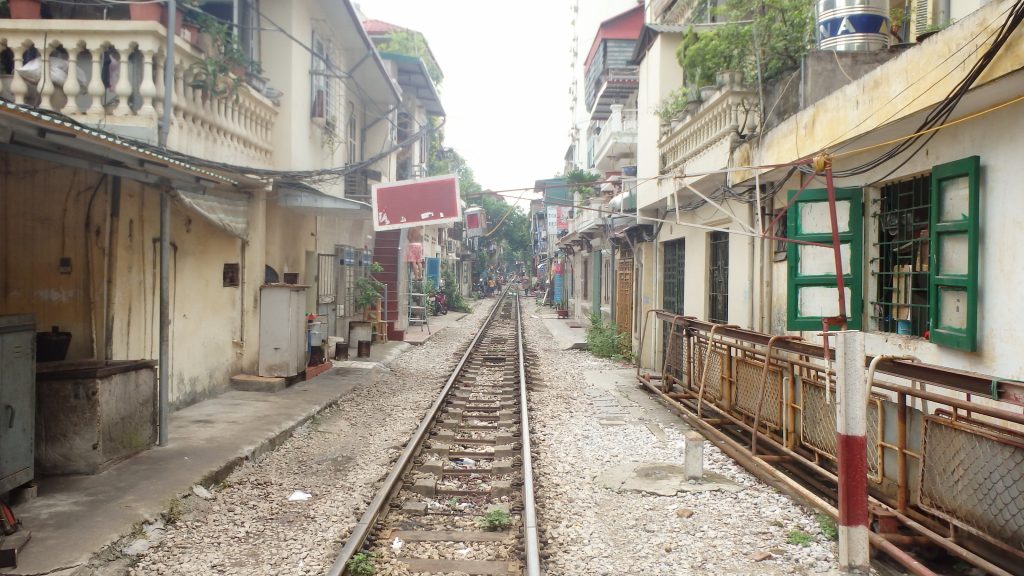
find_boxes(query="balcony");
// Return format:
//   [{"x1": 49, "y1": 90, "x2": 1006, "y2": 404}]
[
  {"x1": 0, "y1": 20, "x2": 277, "y2": 168},
  {"x1": 569, "y1": 197, "x2": 608, "y2": 237},
  {"x1": 593, "y1": 104, "x2": 637, "y2": 173},
  {"x1": 659, "y1": 80, "x2": 758, "y2": 176}
]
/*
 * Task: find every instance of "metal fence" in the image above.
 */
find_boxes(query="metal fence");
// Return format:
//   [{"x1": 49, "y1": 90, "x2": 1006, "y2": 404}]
[{"x1": 640, "y1": 311, "x2": 1024, "y2": 571}]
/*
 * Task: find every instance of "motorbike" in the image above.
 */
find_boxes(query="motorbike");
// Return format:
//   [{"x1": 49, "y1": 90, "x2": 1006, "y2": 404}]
[{"x1": 431, "y1": 292, "x2": 448, "y2": 315}]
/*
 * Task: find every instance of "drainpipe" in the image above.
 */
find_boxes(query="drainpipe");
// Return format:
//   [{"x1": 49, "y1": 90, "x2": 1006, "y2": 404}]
[
  {"x1": 157, "y1": 0, "x2": 177, "y2": 447},
  {"x1": 104, "y1": 177, "x2": 121, "y2": 360}
]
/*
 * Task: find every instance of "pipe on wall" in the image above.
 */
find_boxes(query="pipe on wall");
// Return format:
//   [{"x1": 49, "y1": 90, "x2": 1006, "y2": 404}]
[{"x1": 104, "y1": 177, "x2": 121, "y2": 361}]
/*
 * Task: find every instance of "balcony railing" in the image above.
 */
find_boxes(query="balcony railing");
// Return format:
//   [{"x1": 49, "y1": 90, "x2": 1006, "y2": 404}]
[
  {"x1": 659, "y1": 82, "x2": 758, "y2": 174},
  {"x1": 594, "y1": 104, "x2": 638, "y2": 170},
  {"x1": 0, "y1": 20, "x2": 277, "y2": 168},
  {"x1": 570, "y1": 197, "x2": 607, "y2": 236}
]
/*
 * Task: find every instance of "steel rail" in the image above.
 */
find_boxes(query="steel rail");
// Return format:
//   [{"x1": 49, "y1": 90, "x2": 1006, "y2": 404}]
[
  {"x1": 515, "y1": 292, "x2": 542, "y2": 576},
  {"x1": 327, "y1": 290, "x2": 512, "y2": 576}
]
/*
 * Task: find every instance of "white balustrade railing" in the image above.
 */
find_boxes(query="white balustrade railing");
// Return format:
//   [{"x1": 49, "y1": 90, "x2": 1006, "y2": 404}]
[
  {"x1": 659, "y1": 85, "x2": 759, "y2": 174},
  {"x1": 0, "y1": 20, "x2": 277, "y2": 168},
  {"x1": 595, "y1": 104, "x2": 638, "y2": 162}
]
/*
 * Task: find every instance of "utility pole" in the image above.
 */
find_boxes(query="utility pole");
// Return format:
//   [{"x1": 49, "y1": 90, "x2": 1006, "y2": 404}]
[{"x1": 157, "y1": 0, "x2": 177, "y2": 447}]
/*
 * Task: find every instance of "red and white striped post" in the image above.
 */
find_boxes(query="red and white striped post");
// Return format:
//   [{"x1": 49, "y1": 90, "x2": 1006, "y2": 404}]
[{"x1": 836, "y1": 330, "x2": 869, "y2": 570}]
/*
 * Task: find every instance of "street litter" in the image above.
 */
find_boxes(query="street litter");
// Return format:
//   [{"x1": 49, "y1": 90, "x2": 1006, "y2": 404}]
[
  {"x1": 287, "y1": 490, "x2": 312, "y2": 501},
  {"x1": 392, "y1": 537, "x2": 404, "y2": 551}
]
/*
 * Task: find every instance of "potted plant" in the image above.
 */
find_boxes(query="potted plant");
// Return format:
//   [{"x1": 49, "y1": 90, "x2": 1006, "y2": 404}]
[
  {"x1": 7, "y1": 0, "x2": 42, "y2": 19},
  {"x1": 348, "y1": 262, "x2": 384, "y2": 352},
  {"x1": 189, "y1": 56, "x2": 239, "y2": 101}
]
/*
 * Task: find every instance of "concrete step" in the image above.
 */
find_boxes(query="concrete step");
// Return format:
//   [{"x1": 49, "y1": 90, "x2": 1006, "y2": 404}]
[{"x1": 230, "y1": 374, "x2": 287, "y2": 393}]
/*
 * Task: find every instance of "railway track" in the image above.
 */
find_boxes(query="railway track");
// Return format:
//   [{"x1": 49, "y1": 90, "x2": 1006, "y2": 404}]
[{"x1": 329, "y1": 290, "x2": 540, "y2": 576}]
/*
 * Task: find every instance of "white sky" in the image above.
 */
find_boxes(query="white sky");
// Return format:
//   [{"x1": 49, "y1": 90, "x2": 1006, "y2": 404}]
[{"x1": 358, "y1": 0, "x2": 640, "y2": 199}]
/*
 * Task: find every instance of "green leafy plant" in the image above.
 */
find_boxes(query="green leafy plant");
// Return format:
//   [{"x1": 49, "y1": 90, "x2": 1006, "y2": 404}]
[
  {"x1": 442, "y1": 268, "x2": 470, "y2": 312},
  {"x1": 656, "y1": 85, "x2": 702, "y2": 122},
  {"x1": 787, "y1": 529, "x2": 814, "y2": 546},
  {"x1": 478, "y1": 508, "x2": 512, "y2": 532},
  {"x1": 345, "y1": 552, "x2": 376, "y2": 576},
  {"x1": 676, "y1": 0, "x2": 815, "y2": 89},
  {"x1": 816, "y1": 513, "x2": 838, "y2": 541},
  {"x1": 187, "y1": 10, "x2": 256, "y2": 99},
  {"x1": 355, "y1": 262, "x2": 385, "y2": 312},
  {"x1": 165, "y1": 497, "x2": 185, "y2": 524},
  {"x1": 565, "y1": 167, "x2": 602, "y2": 201},
  {"x1": 586, "y1": 313, "x2": 630, "y2": 359}
]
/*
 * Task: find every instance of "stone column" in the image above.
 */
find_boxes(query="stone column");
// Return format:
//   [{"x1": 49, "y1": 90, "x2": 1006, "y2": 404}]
[
  {"x1": 85, "y1": 45, "x2": 106, "y2": 115},
  {"x1": 138, "y1": 48, "x2": 157, "y2": 116}
]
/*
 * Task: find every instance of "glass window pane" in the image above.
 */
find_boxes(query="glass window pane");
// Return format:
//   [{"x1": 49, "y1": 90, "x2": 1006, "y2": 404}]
[
  {"x1": 799, "y1": 200, "x2": 850, "y2": 235},
  {"x1": 938, "y1": 286, "x2": 968, "y2": 330},
  {"x1": 939, "y1": 233, "x2": 969, "y2": 276},
  {"x1": 798, "y1": 286, "x2": 853, "y2": 318},
  {"x1": 939, "y1": 176, "x2": 970, "y2": 223},
  {"x1": 799, "y1": 243, "x2": 851, "y2": 276}
]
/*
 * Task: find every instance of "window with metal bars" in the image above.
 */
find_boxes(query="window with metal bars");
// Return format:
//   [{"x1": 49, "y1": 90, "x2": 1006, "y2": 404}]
[
  {"x1": 708, "y1": 231, "x2": 729, "y2": 324},
  {"x1": 871, "y1": 175, "x2": 931, "y2": 336},
  {"x1": 662, "y1": 239, "x2": 685, "y2": 362}
]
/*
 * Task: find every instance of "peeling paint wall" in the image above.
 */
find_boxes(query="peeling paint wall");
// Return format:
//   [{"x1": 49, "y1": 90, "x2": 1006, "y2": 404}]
[{"x1": 0, "y1": 159, "x2": 107, "y2": 360}]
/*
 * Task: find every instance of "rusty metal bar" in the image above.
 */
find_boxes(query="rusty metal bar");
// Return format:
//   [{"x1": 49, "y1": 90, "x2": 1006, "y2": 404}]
[
  {"x1": 651, "y1": 311, "x2": 1024, "y2": 406},
  {"x1": 637, "y1": 377, "x2": 937, "y2": 576}
]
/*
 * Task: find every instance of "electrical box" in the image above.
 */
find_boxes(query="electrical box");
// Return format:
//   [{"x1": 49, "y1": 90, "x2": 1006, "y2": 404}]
[
  {"x1": 0, "y1": 315, "x2": 35, "y2": 494},
  {"x1": 258, "y1": 285, "x2": 309, "y2": 378}
]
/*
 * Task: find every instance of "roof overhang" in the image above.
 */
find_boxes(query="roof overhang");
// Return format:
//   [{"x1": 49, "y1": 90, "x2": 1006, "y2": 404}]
[
  {"x1": 276, "y1": 180, "x2": 371, "y2": 217},
  {"x1": 0, "y1": 101, "x2": 243, "y2": 192},
  {"x1": 327, "y1": 0, "x2": 402, "y2": 108},
  {"x1": 380, "y1": 52, "x2": 445, "y2": 116}
]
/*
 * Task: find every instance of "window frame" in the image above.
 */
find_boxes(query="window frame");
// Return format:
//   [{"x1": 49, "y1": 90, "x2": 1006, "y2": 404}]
[
  {"x1": 928, "y1": 155, "x2": 980, "y2": 351},
  {"x1": 786, "y1": 187, "x2": 864, "y2": 331}
]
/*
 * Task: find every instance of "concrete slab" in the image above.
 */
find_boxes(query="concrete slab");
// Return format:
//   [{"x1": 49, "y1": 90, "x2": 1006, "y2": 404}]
[
  {"x1": 4, "y1": 366, "x2": 377, "y2": 576},
  {"x1": 532, "y1": 305, "x2": 589, "y2": 350},
  {"x1": 597, "y1": 462, "x2": 742, "y2": 496},
  {"x1": 229, "y1": 374, "x2": 286, "y2": 393}
]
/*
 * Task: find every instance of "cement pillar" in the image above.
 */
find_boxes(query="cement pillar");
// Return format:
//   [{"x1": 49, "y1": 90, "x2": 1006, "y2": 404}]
[
  {"x1": 684, "y1": 431, "x2": 704, "y2": 482},
  {"x1": 835, "y1": 331, "x2": 869, "y2": 570}
]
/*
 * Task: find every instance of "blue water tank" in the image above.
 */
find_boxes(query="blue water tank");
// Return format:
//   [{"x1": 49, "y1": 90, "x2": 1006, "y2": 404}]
[{"x1": 818, "y1": 0, "x2": 890, "y2": 51}]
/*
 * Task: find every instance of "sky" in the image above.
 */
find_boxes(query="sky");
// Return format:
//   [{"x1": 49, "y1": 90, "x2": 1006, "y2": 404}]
[{"x1": 357, "y1": 0, "x2": 640, "y2": 201}]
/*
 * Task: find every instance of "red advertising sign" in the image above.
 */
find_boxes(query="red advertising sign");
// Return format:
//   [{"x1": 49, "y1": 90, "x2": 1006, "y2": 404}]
[{"x1": 372, "y1": 175, "x2": 462, "y2": 231}]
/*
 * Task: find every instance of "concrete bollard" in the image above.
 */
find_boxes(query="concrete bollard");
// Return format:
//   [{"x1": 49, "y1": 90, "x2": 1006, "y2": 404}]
[{"x1": 684, "y1": 431, "x2": 704, "y2": 482}]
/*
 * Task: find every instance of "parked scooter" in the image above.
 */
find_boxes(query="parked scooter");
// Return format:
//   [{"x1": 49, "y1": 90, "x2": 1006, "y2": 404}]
[{"x1": 431, "y1": 292, "x2": 448, "y2": 315}]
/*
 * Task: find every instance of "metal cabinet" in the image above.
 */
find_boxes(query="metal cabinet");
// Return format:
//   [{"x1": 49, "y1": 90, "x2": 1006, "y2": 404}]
[
  {"x1": 0, "y1": 315, "x2": 34, "y2": 494},
  {"x1": 258, "y1": 285, "x2": 308, "y2": 378}
]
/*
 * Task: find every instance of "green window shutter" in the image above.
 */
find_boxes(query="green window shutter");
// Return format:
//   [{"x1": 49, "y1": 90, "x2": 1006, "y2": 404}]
[
  {"x1": 928, "y1": 156, "x2": 980, "y2": 351},
  {"x1": 786, "y1": 188, "x2": 864, "y2": 331},
  {"x1": 592, "y1": 250, "x2": 602, "y2": 312}
]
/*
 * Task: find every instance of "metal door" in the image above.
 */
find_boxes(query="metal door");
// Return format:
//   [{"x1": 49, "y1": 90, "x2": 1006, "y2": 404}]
[
  {"x1": 616, "y1": 256, "x2": 633, "y2": 336},
  {"x1": 709, "y1": 231, "x2": 729, "y2": 324},
  {"x1": 0, "y1": 316, "x2": 35, "y2": 493},
  {"x1": 316, "y1": 253, "x2": 337, "y2": 339}
]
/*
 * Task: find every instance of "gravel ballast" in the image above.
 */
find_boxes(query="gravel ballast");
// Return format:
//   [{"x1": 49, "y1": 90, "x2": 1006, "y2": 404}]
[
  {"x1": 124, "y1": 304, "x2": 490, "y2": 576},
  {"x1": 117, "y1": 296, "x2": 843, "y2": 575},
  {"x1": 522, "y1": 301, "x2": 841, "y2": 576}
]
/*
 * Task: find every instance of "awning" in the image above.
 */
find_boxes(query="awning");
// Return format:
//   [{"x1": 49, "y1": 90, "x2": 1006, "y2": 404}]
[
  {"x1": 276, "y1": 180, "x2": 371, "y2": 217},
  {"x1": 174, "y1": 188, "x2": 251, "y2": 239}
]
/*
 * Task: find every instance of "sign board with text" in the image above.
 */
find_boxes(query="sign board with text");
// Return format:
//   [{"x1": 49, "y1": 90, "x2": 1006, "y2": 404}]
[{"x1": 372, "y1": 175, "x2": 461, "y2": 231}]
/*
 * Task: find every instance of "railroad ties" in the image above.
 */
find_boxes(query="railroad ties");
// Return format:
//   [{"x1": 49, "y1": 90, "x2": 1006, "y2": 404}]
[{"x1": 330, "y1": 291, "x2": 538, "y2": 576}]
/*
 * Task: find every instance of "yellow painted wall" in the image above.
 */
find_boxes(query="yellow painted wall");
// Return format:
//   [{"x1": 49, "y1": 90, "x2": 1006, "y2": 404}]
[{"x1": 0, "y1": 159, "x2": 106, "y2": 360}]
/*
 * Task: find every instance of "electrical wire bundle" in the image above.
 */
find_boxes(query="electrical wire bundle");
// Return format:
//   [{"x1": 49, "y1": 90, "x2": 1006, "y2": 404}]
[{"x1": 809, "y1": 0, "x2": 1024, "y2": 181}]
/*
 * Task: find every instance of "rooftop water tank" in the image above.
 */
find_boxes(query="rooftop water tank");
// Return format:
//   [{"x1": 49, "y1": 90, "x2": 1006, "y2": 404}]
[{"x1": 818, "y1": 0, "x2": 891, "y2": 51}]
